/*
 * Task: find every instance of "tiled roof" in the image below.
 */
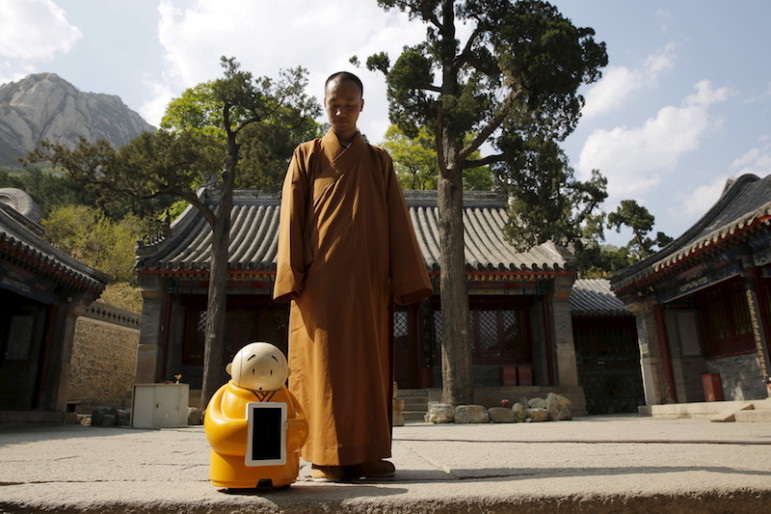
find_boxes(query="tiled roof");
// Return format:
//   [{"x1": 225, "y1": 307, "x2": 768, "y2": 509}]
[
  {"x1": 0, "y1": 192, "x2": 110, "y2": 293},
  {"x1": 136, "y1": 188, "x2": 574, "y2": 275},
  {"x1": 570, "y1": 279, "x2": 630, "y2": 317},
  {"x1": 610, "y1": 173, "x2": 771, "y2": 293}
]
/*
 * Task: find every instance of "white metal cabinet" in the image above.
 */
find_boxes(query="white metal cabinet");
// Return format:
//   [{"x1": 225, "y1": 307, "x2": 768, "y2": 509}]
[{"x1": 131, "y1": 383, "x2": 189, "y2": 428}]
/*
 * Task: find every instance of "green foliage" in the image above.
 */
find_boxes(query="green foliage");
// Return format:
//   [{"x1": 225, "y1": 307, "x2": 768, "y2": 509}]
[
  {"x1": 576, "y1": 200, "x2": 673, "y2": 277},
  {"x1": 161, "y1": 82, "x2": 224, "y2": 134},
  {"x1": 42, "y1": 205, "x2": 144, "y2": 284},
  {"x1": 382, "y1": 125, "x2": 438, "y2": 189},
  {"x1": 496, "y1": 133, "x2": 607, "y2": 250},
  {"x1": 607, "y1": 199, "x2": 673, "y2": 260},
  {"x1": 99, "y1": 282, "x2": 143, "y2": 313},
  {"x1": 381, "y1": 125, "x2": 494, "y2": 190},
  {"x1": 371, "y1": 0, "x2": 608, "y2": 249}
]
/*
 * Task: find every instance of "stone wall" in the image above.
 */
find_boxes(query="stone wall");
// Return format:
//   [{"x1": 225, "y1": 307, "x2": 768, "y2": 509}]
[
  {"x1": 67, "y1": 302, "x2": 140, "y2": 412},
  {"x1": 707, "y1": 353, "x2": 766, "y2": 401}
]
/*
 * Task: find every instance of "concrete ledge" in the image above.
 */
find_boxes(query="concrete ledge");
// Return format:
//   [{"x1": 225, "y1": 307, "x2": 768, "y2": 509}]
[
  {"x1": 0, "y1": 410, "x2": 78, "y2": 425},
  {"x1": 640, "y1": 398, "x2": 771, "y2": 421}
]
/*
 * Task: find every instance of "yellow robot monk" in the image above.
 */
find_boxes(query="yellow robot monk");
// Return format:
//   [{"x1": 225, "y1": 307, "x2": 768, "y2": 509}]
[{"x1": 204, "y1": 342, "x2": 307, "y2": 489}]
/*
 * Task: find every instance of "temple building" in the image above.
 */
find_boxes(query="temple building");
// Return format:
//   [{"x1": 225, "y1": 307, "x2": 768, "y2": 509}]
[
  {"x1": 136, "y1": 189, "x2": 590, "y2": 411},
  {"x1": 570, "y1": 279, "x2": 643, "y2": 414},
  {"x1": 0, "y1": 188, "x2": 109, "y2": 418},
  {"x1": 609, "y1": 174, "x2": 771, "y2": 405}
]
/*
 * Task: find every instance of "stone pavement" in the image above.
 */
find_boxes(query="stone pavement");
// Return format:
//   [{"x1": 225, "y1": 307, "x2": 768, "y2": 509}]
[{"x1": 1, "y1": 414, "x2": 770, "y2": 513}]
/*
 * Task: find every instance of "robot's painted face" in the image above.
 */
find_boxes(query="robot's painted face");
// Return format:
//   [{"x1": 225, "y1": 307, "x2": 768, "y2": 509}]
[{"x1": 227, "y1": 342, "x2": 289, "y2": 392}]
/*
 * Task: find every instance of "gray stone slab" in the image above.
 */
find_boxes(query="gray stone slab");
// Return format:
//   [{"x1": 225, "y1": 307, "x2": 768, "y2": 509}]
[{"x1": 0, "y1": 416, "x2": 770, "y2": 513}]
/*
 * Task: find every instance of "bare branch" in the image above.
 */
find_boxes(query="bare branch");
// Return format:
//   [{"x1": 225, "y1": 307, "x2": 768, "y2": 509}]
[
  {"x1": 458, "y1": 89, "x2": 523, "y2": 161},
  {"x1": 462, "y1": 153, "x2": 505, "y2": 170}
]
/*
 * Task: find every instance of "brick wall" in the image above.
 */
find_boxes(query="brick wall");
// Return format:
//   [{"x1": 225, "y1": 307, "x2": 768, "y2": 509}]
[{"x1": 67, "y1": 302, "x2": 140, "y2": 412}]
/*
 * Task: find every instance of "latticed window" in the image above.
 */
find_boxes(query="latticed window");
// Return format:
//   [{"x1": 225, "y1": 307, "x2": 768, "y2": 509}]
[
  {"x1": 393, "y1": 310, "x2": 409, "y2": 354},
  {"x1": 432, "y1": 306, "x2": 530, "y2": 365},
  {"x1": 696, "y1": 278, "x2": 755, "y2": 358}
]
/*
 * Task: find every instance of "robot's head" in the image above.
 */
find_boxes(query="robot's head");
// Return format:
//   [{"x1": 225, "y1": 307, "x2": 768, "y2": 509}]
[{"x1": 226, "y1": 342, "x2": 290, "y2": 392}]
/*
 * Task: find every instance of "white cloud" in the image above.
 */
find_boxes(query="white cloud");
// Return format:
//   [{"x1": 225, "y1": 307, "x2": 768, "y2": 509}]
[
  {"x1": 730, "y1": 142, "x2": 771, "y2": 176},
  {"x1": 146, "y1": 0, "x2": 425, "y2": 136},
  {"x1": 0, "y1": 0, "x2": 81, "y2": 60},
  {"x1": 683, "y1": 175, "x2": 729, "y2": 216},
  {"x1": 582, "y1": 45, "x2": 674, "y2": 119},
  {"x1": 139, "y1": 79, "x2": 175, "y2": 129},
  {"x1": 578, "y1": 80, "x2": 728, "y2": 199}
]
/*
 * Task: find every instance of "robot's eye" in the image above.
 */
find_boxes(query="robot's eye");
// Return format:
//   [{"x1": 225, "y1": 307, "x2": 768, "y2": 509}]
[
  {"x1": 270, "y1": 370, "x2": 273, "y2": 375},
  {"x1": 251, "y1": 369, "x2": 255, "y2": 374}
]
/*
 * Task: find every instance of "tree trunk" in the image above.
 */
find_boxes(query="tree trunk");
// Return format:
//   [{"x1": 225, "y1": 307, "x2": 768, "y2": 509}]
[
  {"x1": 437, "y1": 153, "x2": 473, "y2": 405},
  {"x1": 200, "y1": 174, "x2": 235, "y2": 410}
]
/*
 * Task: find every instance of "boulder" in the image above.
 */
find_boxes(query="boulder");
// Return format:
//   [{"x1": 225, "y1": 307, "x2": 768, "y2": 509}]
[
  {"x1": 547, "y1": 392, "x2": 573, "y2": 421},
  {"x1": 91, "y1": 406, "x2": 117, "y2": 427},
  {"x1": 392, "y1": 398, "x2": 405, "y2": 426},
  {"x1": 527, "y1": 397, "x2": 547, "y2": 409},
  {"x1": 187, "y1": 407, "x2": 202, "y2": 426},
  {"x1": 512, "y1": 402, "x2": 528, "y2": 422},
  {"x1": 488, "y1": 407, "x2": 515, "y2": 423},
  {"x1": 116, "y1": 409, "x2": 131, "y2": 426},
  {"x1": 425, "y1": 403, "x2": 455, "y2": 424},
  {"x1": 527, "y1": 407, "x2": 549, "y2": 422},
  {"x1": 454, "y1": 405, "x2": 490, "y2": 424}
]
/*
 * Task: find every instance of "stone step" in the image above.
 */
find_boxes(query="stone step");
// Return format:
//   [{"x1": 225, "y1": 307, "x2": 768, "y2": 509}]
[
  {"x1": 734, "y1": 409, "x2": 771, "y2": 423},
  {"x1": 403, "y1": 411, "x2": 427, "y2": 422},
  {"x1": 398, "y1": 388, "x2": 430, "y2": 398},
  {"x1": 402, "y1": 397, "x2": 428, "y2": 409}
]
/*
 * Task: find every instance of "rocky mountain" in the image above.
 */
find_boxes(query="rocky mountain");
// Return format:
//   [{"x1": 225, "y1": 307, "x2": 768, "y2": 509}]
[{"x1": 0, "y1": 73, "x2": 155, "y2": 169}]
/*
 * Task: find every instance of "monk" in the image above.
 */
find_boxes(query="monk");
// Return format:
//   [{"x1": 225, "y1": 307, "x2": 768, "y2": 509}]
[{"x1": 273, "y1": 71, "x2": 432, "y2": 482}]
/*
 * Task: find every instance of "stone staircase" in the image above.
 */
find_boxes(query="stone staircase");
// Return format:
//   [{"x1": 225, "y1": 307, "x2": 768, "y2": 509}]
[
  {"x1": 398, "y1": 389, "x2": 430, "y2": 422},
  {"x1": 640, "y1": 398, "x2": 771, "y2": 422},
  {"x1": 716, "y1": 398, "x2": 771, "y2": 422}
]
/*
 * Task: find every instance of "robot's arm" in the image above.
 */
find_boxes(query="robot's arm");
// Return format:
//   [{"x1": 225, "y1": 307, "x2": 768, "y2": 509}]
[{"x1": 203, "y1": 387, "x2": 249, "y2": 455}]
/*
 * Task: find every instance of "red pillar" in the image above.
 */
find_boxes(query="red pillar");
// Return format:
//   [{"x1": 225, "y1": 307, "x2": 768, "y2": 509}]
[{"x1": 653, "y1": 304, "x2": 678, "y2": 403}]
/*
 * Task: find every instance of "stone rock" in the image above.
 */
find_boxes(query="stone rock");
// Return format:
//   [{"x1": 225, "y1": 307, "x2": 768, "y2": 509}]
[
  {"x1": 488, "y1": 407, "x2": 515, "y2": 423},
  {"x1": 454, "y1": 405, "x2": 490, "y2": 424},
  {"x1": 0, "y1": 73, "x2": 155, "y2": 169},
  {"x1": 392, "y1": 398, "x2": 405, "y2": 426},
  {"x1": 527, "y1": 407, "x2": 549, "y2": 422},
  {"x1": 547, "y1": 392, "x2": 573, "y2": 421},
  {"x1": 187, "y1": 407, "x2": 202, "y2": 426},
  {"x1": 425, "y1": 403, "x2": 455, "y2": 424},
  {"x1": 116, "y1": 409, "x2": 131, "y2": 426},
  {"x1": 91, "y1": 406, "x2": 117, "y2": 427},
  {"x1": 527, "y1": 397, "x2": 547, "y2": 409},
  {"x1": 512, "y1": 402, "x2": 528, "y2": 422}
]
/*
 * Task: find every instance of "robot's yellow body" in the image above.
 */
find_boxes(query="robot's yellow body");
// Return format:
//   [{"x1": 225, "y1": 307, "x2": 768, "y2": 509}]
[{"x1": 204, "y1": 343, "x2": 308, "y2": 489}]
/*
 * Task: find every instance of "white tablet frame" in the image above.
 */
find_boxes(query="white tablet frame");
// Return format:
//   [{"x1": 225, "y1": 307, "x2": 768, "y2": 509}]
[{"x1": 245, "y1": 401, "x2": 287, "y2": 466}]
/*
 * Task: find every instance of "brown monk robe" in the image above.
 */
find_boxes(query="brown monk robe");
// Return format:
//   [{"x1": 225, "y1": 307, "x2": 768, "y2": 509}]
[{"x1": 273, "y1": 127, "x2": 432, "y2": 474}]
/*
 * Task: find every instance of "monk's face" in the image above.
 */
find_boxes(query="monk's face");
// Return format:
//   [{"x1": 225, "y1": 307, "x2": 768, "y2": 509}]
[{"x1": 324, "y1": 78, "x2": 364, "y2": 139}]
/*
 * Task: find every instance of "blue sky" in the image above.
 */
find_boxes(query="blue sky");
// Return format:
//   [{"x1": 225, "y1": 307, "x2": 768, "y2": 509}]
[{"x1": 1, "y1": 0, "x2": 769, "y2": 246}]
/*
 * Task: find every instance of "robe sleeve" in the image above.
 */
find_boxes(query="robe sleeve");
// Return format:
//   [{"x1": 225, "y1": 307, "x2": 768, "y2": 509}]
[
  {"x1": 381, "y1": 149, "x2": 433, "y2": 305},
  {"x1": 273, "y1": 147, "x2": 308, "y2": 303}
]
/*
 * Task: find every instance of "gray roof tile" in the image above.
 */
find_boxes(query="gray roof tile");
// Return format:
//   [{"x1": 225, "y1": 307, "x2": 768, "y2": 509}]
[
  {"x1": 610, "y1": 173, "x2": 771, "y2": 293},
  {"x1": 570, "y1": 279, "x2": 630, "y2": 316},
  {"x1": 136, "y1": 189, "x2": 573, "y2": 275}
]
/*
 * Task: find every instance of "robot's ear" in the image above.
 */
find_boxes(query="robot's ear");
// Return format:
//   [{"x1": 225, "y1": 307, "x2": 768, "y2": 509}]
[
  {"x1": 286, "y1": 367, "x2": 292, "y2": 378},
  {"x1": 226, "y1": 363, "x2": 233, "y2": 376}
]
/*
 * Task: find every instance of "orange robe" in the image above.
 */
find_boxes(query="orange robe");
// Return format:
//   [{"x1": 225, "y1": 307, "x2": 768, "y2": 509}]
[{"x1": 273, "y1": 130, "x2": 432, "y2": 466}]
